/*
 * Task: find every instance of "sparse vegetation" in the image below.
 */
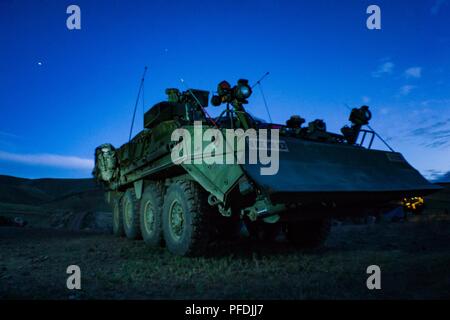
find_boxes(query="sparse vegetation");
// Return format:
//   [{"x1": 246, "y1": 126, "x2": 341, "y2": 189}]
[
  {"x1": 1, "y1": 217, "x2": 450, "y2": 299},
  {"x1": 1, "y1": 176, "x2": 449, "y2": 299}
]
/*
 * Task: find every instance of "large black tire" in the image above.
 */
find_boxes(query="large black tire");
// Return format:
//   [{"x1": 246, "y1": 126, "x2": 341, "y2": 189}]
[
  {"x1": 122, "y1": 189, "x2": 141, "y2": 240},
  {"x1": 112, "y1": 196, "x2": 124, "y2": 237},
  {"x1": 283, "y1": 219, "x2": 331, "y2": 249},
  {"x1": 139, "y1": 182, "x2": 163, "y2": 247},
  {"x1": 162, "y1": 180, "x2": 211, "y2": 256}
]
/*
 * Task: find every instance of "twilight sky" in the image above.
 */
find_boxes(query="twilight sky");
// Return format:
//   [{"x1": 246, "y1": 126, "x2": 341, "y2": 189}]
[{"x1": 0, "y1": 0, "x2": 449, "y2": 179}]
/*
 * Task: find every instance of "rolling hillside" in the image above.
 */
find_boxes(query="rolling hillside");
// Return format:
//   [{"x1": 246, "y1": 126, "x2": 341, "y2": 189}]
[
  {"x1": 0, "y1": 175, "x2": 109, "y2": 217},
  {"x1": 0, "y1": 175, "x2": 98, "y2": 205}
]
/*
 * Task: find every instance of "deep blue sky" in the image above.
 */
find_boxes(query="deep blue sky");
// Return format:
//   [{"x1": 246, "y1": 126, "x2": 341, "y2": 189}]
[{"x1": 0, "y1": 0, "x2": 449, "y2": 179}]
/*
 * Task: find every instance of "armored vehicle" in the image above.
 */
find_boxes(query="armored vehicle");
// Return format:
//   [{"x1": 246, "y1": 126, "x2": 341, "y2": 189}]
[{"x1": 93, "y1": 78, "x2": 440, "y2": 256}]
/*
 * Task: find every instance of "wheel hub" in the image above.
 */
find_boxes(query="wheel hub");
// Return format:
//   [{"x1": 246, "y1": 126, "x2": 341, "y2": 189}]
[
  {"x1": 124, "y1": 200, "x2": 133, "y2": 227},
  {"x1": 113, "y1": 205, "x2": 120, "y2": 227},
  {"x1": 169, "y1": 200, "x2": 184, "y2": 240},
  {"x1": 144, "y1": 201, "x2": 155, "y2": 234}
]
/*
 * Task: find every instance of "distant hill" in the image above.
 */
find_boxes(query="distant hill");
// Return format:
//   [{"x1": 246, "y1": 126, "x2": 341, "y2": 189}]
[
  {"x1": 425, "y1": 182, "x2": 450, "y2": 214},
  {"x1": 0, "y1": 175, "x2": 111, "y2": 215},
  {"x1": 435, "y1": 171, "x2": 450, "y2": 183},
  {"x1": 0, "y1": 175, "x2": 111, "y2": 229},
  {"x1": 0, "y1": 175, "x2": 98, "y2": 205}
]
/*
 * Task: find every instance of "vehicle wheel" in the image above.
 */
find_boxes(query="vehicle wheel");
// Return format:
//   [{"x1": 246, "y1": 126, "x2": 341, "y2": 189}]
[
  {"x1": 162, "y1": 180, "x2": 211, "y2": 256},
  {"x1": 140, "y1": 182, "x2": 163, "y2": 246},
  {"x1": 112, "y1": 196, "x2": 124, "y2": 237},
  {"x1": 122, "y1": 189, "x2": 141, "y2": 240},
  {"x1": 283, "y1": 219, "x2": 331, "y2": 249}
]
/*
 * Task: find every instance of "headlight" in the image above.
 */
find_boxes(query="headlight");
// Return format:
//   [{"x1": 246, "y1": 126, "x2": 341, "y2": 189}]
[
  {"x1": 210, "y1": 79, "x2": 253, "y2": 106},
  {"x1": 362, "y1": 106, "x2": 372, "y2": 121},
  {"x1": 238, "y1": 85, "x2": 251, "y2": 98},
  {"x1": 349, "y1": 105, "x2": 371, "y2": 125},
  {"x1": 235, "y1": 79, "x2": 252, "y2": 100}
]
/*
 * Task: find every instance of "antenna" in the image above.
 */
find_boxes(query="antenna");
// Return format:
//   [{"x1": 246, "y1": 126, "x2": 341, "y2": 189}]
[
  {"x1": 129, "y1": 66, "x2": 148, "y2": 141},
  {"x1": 252, "y1": 71, "x2": 270, "y2": 89},
  {"x1": 252, "y1": 72, "x2": 273, "y2": 123}
]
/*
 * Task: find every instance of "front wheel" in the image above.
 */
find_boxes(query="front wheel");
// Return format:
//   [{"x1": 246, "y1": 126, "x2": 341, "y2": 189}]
[
  {"x1": 140, "y1": 182, "x2": 163, "y2": 247},
  {"x1": 283, "y1": 219, "x2": 331, "y2": 249},
  {"x1": 162, "y1": 180, "x2": 211, "y2": 256},
  {"x1": 122, "y1": 189, "x2": 141, "y2": 240},
  {"x1": 112, "y1": 196, "x2": 124, "y2": 237}
]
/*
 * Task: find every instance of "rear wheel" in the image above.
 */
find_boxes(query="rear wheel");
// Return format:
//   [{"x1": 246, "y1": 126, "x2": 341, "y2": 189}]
[
  {"x1": 162, "y1": 180, "x2": 211, "y2": 256},
  {"x1": 112, "y1": 197, "x2": 124, "y2": 237},
  {"x1": 140, "y1": 182, "x2": 163, "y2": 247},
  {"x1": 283, "y1": 219, "x2": 331, "y2": 249},
  {"x1": 122, "y1": 189, "x2": 141, "y2": 240}
]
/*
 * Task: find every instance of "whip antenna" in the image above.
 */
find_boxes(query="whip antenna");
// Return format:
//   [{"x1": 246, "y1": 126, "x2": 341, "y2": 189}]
[
  {"x1": 252, "y1": 72, "x2": 273, "y2": 123},
  {"x1": 129, "y1": 66, "x2": 148, "y2": 141},
  {"x1": 252, "y1": 71, "x2": 270, "y2": 89}
]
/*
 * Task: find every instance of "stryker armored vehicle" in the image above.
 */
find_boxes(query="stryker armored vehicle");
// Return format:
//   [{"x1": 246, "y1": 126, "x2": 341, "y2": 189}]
[{"x1": 93, "y1": 78, "x2": 440, "y2": 256}]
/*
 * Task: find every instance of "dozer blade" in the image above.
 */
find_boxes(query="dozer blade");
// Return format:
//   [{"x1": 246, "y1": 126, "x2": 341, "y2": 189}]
[{"x1": 243, "y1": 137, "x2": 441, "y2": 205}]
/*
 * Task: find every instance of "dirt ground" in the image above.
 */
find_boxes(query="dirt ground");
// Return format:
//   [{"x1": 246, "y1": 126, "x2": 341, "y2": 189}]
[{"x1": 1, "y1": 216, "x2": 450, "y2": 300}]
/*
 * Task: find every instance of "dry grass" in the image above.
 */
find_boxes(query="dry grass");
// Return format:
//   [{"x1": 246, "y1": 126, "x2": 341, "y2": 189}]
[{"x1": 1, "y1": 216, "x2": 450, "y2": 300}]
